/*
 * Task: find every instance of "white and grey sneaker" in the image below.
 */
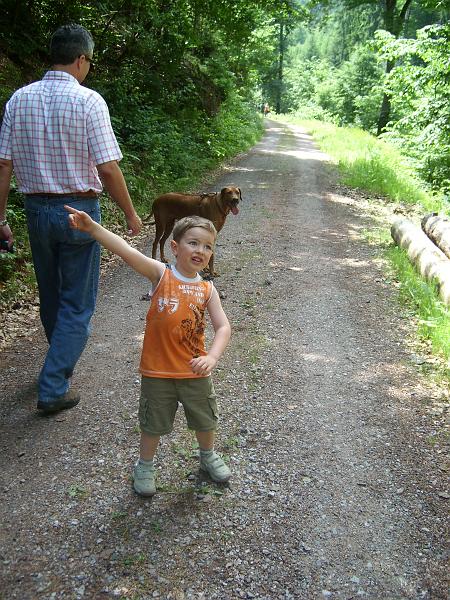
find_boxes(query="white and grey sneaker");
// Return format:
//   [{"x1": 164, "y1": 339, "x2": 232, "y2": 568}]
[
  {"x1": 133, "y1": 460, "x2": 156, "y2": 496},
  {"x1": 200, "y1": 451, "x2": 231, "y2": 482}
]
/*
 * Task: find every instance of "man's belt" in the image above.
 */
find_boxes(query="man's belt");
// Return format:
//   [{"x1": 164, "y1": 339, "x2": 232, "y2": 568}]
[{"x1": 26, "y1": 190, "x2": 99, "y2": 198}]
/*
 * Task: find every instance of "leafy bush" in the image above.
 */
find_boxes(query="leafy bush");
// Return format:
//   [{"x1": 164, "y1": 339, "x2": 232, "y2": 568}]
[
  {"x1": 207, "y1": 92, "x2": 264, "y2": 159},
  {"x1": 283, "y1": 44, "x2": 383, "y2": 132},
  {"x1": 376, "y1": 24, "x2": 450, "y2": 194},
  {"x1": 0, "y1": 189, "x2": 35, "y2": 302},
  {"x1": 314, "y1": 45, "x2": 383, "y2": 131},
  {"x1": 0, "y1": 57, "x2": 25, "y2": 111}
]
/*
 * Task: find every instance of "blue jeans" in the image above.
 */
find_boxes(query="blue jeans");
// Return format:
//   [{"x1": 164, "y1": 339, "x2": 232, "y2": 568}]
[{"x1": 25, "y1": 195, "x2": 101, "y2": 402}]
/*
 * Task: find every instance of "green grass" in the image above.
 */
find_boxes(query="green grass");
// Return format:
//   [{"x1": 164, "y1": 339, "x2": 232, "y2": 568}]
[
  {"x1": 67, "y1": 484, "x2": 89, "y2": 500},
  {"x1": 275, "y1": 116, "x2": 448, "y2": 215},
  {"x1": 387, "y1": 246, "x2": 450, "y2": 372},
  {"x1": 122, "y1": 553, "x2": 146, "y2": 567},
  {"x1": 171, "y1": 439, "x2": 198, "y2": 460}
]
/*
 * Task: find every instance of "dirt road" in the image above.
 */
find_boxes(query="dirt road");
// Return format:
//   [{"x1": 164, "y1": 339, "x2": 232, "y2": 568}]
[{"x1": 0, "y1": 121, "x2": 448, "y2": 599}]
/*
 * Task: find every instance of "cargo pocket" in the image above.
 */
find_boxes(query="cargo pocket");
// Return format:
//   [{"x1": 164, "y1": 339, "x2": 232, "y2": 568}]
[
  {"x1": 207, "y1": 381, "x2": 219, "y2": 422},
  {"x1": 138, "y1": 385, "x2": 150, "y2": 430}
]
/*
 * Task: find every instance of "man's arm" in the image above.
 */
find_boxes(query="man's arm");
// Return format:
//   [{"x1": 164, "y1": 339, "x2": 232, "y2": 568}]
[
  {"x1": 0, "y1": 159, "x2": 14, "y2": 250},
  {"x1": 96, "y1": 160, "x2": 142, "y2": 235}
]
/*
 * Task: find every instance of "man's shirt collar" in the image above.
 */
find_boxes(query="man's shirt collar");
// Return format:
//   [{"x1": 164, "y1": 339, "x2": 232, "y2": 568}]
[{"x1": 43, "y1": 71, "x2": 79, "y2": 84}]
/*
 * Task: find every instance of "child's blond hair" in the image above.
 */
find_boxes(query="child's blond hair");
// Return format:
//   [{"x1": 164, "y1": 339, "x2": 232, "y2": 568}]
[{"x1": 172, "y1": 216, "x2": 217, "y2": 243}]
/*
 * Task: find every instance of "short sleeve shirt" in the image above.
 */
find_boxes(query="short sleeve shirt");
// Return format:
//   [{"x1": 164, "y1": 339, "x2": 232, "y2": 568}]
[{"x1": 0, "y1": 71, "x2": 122, "y2": 193}]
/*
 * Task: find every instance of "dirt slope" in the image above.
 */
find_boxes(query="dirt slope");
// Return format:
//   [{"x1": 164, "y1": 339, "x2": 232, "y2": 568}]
[{"x1": 0, "y1": 121, "x2": 448, "y2": 600}]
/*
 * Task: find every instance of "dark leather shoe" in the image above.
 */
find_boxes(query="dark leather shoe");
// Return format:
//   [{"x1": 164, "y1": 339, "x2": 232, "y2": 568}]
[{"x1": 37, "y1": 390, "x2": 80, "y2": 414}]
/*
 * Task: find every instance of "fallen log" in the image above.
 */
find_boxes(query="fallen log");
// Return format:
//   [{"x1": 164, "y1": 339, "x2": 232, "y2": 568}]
[
  {"x1": 421, "y1": 213, "x2": 450, "y2": 260},
  {"x1": 391, "y1": 217, "x2": 450, "y2": 306}
]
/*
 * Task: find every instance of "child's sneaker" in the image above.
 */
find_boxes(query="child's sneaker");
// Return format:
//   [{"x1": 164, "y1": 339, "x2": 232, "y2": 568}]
[
  {"x1": 133, "y1": 460, "x2": 156, "y2": 496},
  {"x1": 199, "y1": 450, "x2": 231, "y2": 482}
]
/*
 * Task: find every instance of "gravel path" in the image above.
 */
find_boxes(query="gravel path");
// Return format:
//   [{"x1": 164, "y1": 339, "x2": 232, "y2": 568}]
[{"x1": 0, "y1": 121, "x2": 448, "y2": 600}]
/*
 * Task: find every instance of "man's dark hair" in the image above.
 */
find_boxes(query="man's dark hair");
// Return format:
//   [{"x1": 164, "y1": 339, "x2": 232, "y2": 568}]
[{"x1": 50, "y1": 24, "x2": 94, "y2": 65}]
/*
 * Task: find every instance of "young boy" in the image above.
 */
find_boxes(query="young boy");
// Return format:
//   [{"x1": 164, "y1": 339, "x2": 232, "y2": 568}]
[{"x1": 65, "y1": 206, "x2": 232, "y2": 496}]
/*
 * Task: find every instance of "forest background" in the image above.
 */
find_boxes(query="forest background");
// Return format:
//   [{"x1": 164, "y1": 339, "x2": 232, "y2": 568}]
[{"x1": 0, "y1": 1, "x2": 449, "y2": 341}]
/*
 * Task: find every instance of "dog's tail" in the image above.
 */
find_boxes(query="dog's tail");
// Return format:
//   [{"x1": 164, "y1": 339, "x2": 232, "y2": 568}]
[{"x1": 143, "y1": 208, "x2": 155, "y2": 226}]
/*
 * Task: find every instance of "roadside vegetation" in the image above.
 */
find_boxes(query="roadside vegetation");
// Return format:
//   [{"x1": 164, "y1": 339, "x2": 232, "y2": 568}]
[
  {"x1": 285, "y1": 120, "x2": 445, "y2": 213},
  {"x1": 388, "y1": 247, "x2": 450, "y2": 375}
]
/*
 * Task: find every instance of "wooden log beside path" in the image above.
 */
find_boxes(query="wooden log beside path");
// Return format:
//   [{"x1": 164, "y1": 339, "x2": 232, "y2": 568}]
[
  {"x1": 391, "y1": 217, "x2": 450, "y2": 306},
  {"x1": 421, "y1": 213, "x2": 450, "y2": 260}
]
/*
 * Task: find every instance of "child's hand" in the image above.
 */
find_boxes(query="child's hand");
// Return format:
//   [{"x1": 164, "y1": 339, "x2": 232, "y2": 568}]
[
  {"x1": 189, "y1": 355, "x2": 217, "y2": 376},
  {"x1": 64, "y1": 205, "x2": 95, "y2": 233}
]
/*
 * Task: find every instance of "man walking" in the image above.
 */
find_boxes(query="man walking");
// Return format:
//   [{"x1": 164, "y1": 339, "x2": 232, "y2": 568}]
[{"x1": 0, "y1": 24, "x2": 142, "y2": 414}]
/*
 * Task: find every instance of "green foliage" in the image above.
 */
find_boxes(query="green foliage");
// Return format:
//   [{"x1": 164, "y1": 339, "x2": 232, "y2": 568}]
[
  {"x1": 0, "y1": 56, "x2": 25, "y2": 111},
  {"x1": 0, "y1": 0, "x2": 304, "y2": 118},
  {"x1": 0, "y1": 189, "x2": 35, "y2": 303},
  {"x1": 207, "y1": 93, "x2": 264, "y2": 158},
  {"x1": 314, "y1": 45, "x2": 384, "y2": 130},
  {"x1": 278, "y1": 4, "x2": 448, "y2": 197},
  {"x1": 375, "y1": 24, "x2": 450, "y2": 193},
  {"x1": 67, "y1": 484, "x2": 89, "y2": 499},
  {"x1": 282, "y1": 9, "x2": 385, "y2": 128},
  {"x1": 305, "y1": 4, "x2": 383, "y2": 67},
  {"x1": 283, "y1": 57, "x2": 330, "y2": 115},
  {"x1": 248, "y1": 3, "x2": 309, "y2": 111}
]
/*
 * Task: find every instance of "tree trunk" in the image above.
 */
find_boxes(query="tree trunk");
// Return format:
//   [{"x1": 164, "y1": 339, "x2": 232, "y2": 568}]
[
  {"x1": 376, "y1": 0, "x2": 414, "y2": 136},
  {"x1": 376, "y1": 60, "x2": 394, "y2": 135},
  {"x1": 391, "y1": 218, "x2": 450, "y2": 305},
  {"x1": 422, "y1": 213, "x2": 450, "y2": 260},
  {"x1": 275, "y1": 21, "x2": 284, "y2": 114}
]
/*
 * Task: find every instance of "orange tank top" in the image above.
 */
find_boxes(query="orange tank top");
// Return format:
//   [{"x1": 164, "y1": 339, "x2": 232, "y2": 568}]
[{"x1": 139, "y1": 267, "x2": 213, "y2": 378}]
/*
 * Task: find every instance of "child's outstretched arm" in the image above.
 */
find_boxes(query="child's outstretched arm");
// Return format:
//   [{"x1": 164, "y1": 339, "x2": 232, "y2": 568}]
[
  {"x1": 190, "y1": 287, "x2": 231, "y2": 376},
  {"x1": 65, "y1": 205, "x2": 164, "y2": 284}
]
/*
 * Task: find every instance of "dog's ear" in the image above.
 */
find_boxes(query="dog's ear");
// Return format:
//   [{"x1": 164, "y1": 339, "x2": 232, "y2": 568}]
[{"x1": 238, "y1": 187, "x2": 242, "y2": 201}]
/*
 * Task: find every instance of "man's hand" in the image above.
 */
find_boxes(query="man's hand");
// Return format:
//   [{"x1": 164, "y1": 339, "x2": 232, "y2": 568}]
[
  {"x1": 0, "y1": 223, "x2": 13, "y2": 253},
  {"x1": 126, "y1": 213, "x2": 142, "y2": 236},
  {"x1": 65, "y1": 205, "x2": 96, "y2": 233}
]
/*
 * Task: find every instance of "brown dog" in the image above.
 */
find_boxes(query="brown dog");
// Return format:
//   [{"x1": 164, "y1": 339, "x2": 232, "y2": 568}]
[{"x1": 150, "y1": 186, "x2": 242, "y2": 275}]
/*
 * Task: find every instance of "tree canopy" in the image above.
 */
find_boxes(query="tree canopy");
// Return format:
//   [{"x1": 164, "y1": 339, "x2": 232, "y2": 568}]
[{"x1": 274, "y1": 0, "x2": 450, "y2": 194}]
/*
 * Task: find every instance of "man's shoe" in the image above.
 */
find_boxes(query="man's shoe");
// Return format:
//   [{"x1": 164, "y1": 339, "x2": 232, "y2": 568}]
[
  {"x1": 37, "y1": 390, "x2": 80, "y2": 414},
  {"x1": 133, "y1": 461, "x2": 156, "y2": 496},
  {"x1": 199, "y1": 451, "x2": 231, "y2": 483}
]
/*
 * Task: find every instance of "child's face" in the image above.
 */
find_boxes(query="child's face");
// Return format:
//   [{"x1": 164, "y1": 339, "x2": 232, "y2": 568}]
[{"x1": 171, "y1": 227, "x2": 215, "y2": 277}]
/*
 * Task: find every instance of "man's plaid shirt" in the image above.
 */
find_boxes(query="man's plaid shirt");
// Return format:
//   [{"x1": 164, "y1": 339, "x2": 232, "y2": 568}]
[{"x1": 0, "y1": 71, "x2": 122, "y2": 193}]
